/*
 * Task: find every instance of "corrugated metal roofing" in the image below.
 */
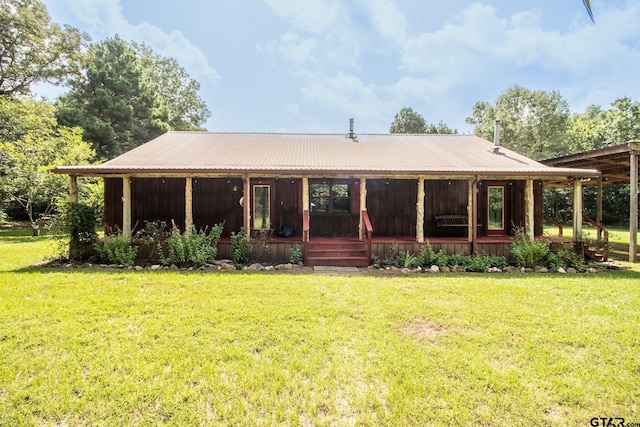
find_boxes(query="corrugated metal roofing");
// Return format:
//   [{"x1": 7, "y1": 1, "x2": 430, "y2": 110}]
[{"x1": 54, "y1": 131, "x2": 601, "y2": 178}]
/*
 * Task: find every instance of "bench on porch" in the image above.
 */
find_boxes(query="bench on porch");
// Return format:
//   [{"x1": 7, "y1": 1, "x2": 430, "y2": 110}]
[{"x1": 435, "y1": 215, "x2": 475, "y2": 228}]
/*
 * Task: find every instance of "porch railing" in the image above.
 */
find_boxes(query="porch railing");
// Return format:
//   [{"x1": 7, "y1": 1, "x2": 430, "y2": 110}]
[
  {"x1": 362, "y1": 210, "x2": 373, "y2": 262},
  {"x1": 543, "y1": 214, "x2": 563, "y2": 237},
  {"x1": 582, "y1": 213, "x2": 608, "y2": 261}
]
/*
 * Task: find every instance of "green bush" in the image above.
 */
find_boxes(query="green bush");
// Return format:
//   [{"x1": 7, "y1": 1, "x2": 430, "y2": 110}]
[
  {"x1": 231, "y1": 228, "x2": 251, "y2": 264},
  {"x1": 159, "y1": 224, "x2": 223, "y2": 266},
  {"x1": 510, "y1": 229, "x2": 549, "y2": 268},
  {"x1": 545, "y1": 244, "x2": 585, "y2": 270},
  {"x1": 289, "y1": 245, "x2": 303, "y2": 264},
  {"x1": 95, "y1": 233, "x2": 138, "y2": 266}
]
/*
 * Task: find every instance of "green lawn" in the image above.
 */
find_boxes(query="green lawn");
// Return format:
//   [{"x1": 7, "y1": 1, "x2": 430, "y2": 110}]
[{"x1": 1, "y1": 232, "x2": 639, "y2": 425}]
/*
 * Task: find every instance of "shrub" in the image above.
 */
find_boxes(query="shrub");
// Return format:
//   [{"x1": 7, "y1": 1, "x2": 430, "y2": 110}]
[
  {"x1": 510, "y1": 228, "x2": 549, "y2": 268},
  {"x1": 57, "y1": 203, "x2": 99, "y2": 260},
  {"x1": 545, "y1": 244, "x2": 586, "y2": 270},
  {"x1": 231, "y1": 228, "x2": 251, "y2": 264},
  {"x1": 95, "y1": 232, "x2": 138, "y2": 266},
  {"x1": 289, "y1": 244, "x2": 303, "y2": 264},
  {"x1": 159, "y1": 224, "x2": 223, "y2": 266}
]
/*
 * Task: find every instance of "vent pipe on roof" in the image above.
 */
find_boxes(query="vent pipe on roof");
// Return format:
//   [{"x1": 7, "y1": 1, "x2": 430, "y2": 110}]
[
  {"x1": 493, "y1": 119, "x2": 501, "y2": 154},
  {"x1": 348, "y1": 118, "x2": 358, "y2": 142}
]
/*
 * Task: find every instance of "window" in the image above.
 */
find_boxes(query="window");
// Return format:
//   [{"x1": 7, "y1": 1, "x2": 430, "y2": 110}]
[
  {"x1": 253, "y1": 184, "x2": 271, "y2": 229},
  {"x1": 487, "y1": 184, "x2": 506, "y2": 234},
  {"x1": 310, "y1": 182, "x2": 350, "y2": 214}
]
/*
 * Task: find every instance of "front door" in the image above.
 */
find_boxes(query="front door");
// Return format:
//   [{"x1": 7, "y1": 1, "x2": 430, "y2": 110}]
[
  {"x1": 309, "y1": 179, "x2": 358, "y2": 237},
  {"x1": 251, "y1": 181, "x2": 274, "y2": 233}
]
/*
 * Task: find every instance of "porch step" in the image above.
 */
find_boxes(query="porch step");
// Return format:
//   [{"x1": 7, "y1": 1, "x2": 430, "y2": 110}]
[{"x1": 305, "y1": 239, "x2": 369, "y2": 267}]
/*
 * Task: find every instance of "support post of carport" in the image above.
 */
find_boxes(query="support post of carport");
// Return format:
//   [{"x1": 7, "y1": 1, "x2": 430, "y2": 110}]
[
  {"x1": 416, "y1": 177, "x2": 424, "y2": 243},
  {"x1": 572, "y1": 179, "x2": 583, "y2": 242},
  {"x1": 69, "y1": 175, "x2": 78, "y2": 204},
  {"x1": 629, "y1": 142, "x2": 639, "y2": 262},
  {"x1": 597, "y1": 176, "x2": 603, "y2": 240},
  {"x1": 185, "y1": 177, "x2": 193, "y2": 235},
  {"x1": 122, "y1": 176, "x2": 131, "y2": 237}
]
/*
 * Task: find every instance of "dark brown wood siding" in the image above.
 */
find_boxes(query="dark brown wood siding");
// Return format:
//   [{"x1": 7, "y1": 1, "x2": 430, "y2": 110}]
[
  {"x1": 424, "y1": 180, "x2": 469, "y2": 238},
  {"x1": 131, "y1": 178, "x2": 185, "y2": 231},
  {"x1": 534, "y1": 180, "x2": 544, "y2": 236},
  {"x1": 192, "y1": 178, "x2": 243, "y2": 237},
  {"x1": 104, "y1": 178, "x2": 123, "y2": 232},
  {"x1": 367, "y1": 179, "x2": 417, "y2": 237},
  {"x1": 274, "y1": 178, "x2": 302, "y2": 237}
]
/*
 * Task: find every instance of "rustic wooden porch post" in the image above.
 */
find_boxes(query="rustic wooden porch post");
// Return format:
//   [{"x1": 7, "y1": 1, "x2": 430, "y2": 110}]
[
  {"x1": 471, "y1": 178, "x2": 478, "y2": 254},
  {"x1": 359, "y1": 178, "x2": 367, "y2": 240},
  {"x1": 629, "y1": 143, "x2": 639, "y2": 262},
  {"x1": 69, "y1": 175, "x2": 78, "y2": 204},
  {"x1": 302, "y1": 177, "x2": 309, "y2": 243},
  {"x1": 185, "y1": 177, "x2": 193, "y2": 235},
  {"x1": 243, "y1": 176, "x2": 251, "y2": 232},
  {"x1": 467, "y1": 179, "x2": 474, "y2": 243},
  {"x1": 573, "y1": 179, "x2": 583, "y2": 242},
  {"x1": 525, "y1": 179, "x2": 534, "y2": 241},
  {"x1": 416, "y1": 177, "x2": 425, "y2": 243},
  {"x1": 122, "y1": 176, "x2": 132, "y2": 236}
]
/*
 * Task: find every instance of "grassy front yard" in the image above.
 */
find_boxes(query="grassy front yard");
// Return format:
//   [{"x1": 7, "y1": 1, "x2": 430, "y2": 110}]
[{"x1": 1, "y1": 231, "x2": 639, "y2": 425}]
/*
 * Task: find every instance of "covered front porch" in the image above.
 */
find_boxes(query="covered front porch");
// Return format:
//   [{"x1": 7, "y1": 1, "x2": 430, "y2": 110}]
[{"x1": 79, "y1": 174, "x2": 589, "y2": 266}]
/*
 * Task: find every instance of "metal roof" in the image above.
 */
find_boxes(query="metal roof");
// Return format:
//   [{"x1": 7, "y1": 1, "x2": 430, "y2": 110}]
[
  {"x1": 542, "y1": 142, "x2": 640, "y2": 186},
  {"x1": 54, "y1": 131, "x2": 600, "y2": 179}
]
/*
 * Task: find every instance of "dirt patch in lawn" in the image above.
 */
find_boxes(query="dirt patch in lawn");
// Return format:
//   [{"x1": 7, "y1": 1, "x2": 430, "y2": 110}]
[{"x1": 400, "y1": 319, "x2": 454, "y2": 344}]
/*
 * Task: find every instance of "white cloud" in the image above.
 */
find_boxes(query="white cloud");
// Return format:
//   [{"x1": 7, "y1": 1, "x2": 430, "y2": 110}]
[
  {"x1": 263, "y1": 0, "x2": 345, "y2": 33},
  {"x1": 360, "y1": 0, "x2": 407, "y2": 44},
  {"x1": 44, "y1": 0, "x2": 219, "y2": 82},
  {"x1": 262, "y1": 33, "x2": 318, "y2": 65}
]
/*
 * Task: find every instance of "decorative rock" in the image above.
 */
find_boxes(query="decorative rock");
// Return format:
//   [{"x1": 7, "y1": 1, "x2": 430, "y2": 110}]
[
  {"x1": 150, "y1": 264, "x2": 162, "y2": 270},
  {"x1": 220, "y1": 263, "x2": 235, "y2": 271},
  {"x1": 524, "y1": 268, "x2": 534, "y2": 273},
  {"x1": 488, "y1": 267, "x2": 502, "y2": 273},
  {"x1": 566, "y1": 267, "x2": 577, "y2": 274},
  {"x1": 452, "y1": 265, "x2": 466, "y2": 273},
  {"x1": 275, "y1": 263, "x2": 294, "y2": 270},
  {"x1": 429, "y1": 265, "x2": 440, "y2": 273},
  {"x1": 439, "y1": 266, "x2": 450, "y2": 273},
  {"x1": 557, "y1": 267, "x2": 566, "y2": 274},
  {"x1": 388, "y1": 266, "x2": 400, "y2": 271},
  {"x1": 65, "y1": 263, "x2": 74, "y2": 268},
  {"x1": 265, "y1": 265, "x2": 274, "y2": 271},
  {"x1": 503, "y1": 266, "x2": 520, "y2": 273},
  {"x1": 214, "y1": 259, "x2": 234, "y2": 265},
  {"x1": 401, "y1": 268, "x2": 412, "y2": 274},
  {"x1": 169, "y1": 264, "x2": 179, "y2": 270},
  {"x1": 534, "y1": 266, "x2": 548, "y2": 273},
  {"x1": 248, "y1": 263, "x2": 264, "y2": 271},
  {"x1": 587, "y1": 267, "x2": 598, "y2": 274}
]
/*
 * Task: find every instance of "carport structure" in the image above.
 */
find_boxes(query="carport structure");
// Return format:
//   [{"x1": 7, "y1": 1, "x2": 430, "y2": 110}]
[{"x1": 542, "y1": 141, "x2": 640, "y2": 262}]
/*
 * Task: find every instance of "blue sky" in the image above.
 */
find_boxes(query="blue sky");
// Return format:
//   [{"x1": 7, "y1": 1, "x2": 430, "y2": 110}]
[{"x1": 40, "y1": 0, "x2": 640, "y2": 134}]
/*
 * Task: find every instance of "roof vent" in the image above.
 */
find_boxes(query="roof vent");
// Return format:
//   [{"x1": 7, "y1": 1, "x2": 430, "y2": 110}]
[
  {"x1": 348, "y1": 118, "x2": 358, "y2": 142},
  {"x1": 493, "y1": 119, "x2": 501, "y2": 154}
]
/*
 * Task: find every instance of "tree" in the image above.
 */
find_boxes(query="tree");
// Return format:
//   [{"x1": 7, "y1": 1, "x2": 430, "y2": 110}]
[
  {"x1": 390, "y1": 107, "x2": 456, "y2": 134},
  {"x1": 0, "y1": 0, "x2": 86, "y2": 96},
  {"x1": 466, "y1": 85, "x2": 570, "y2": 160},
  {"x1": 134, "y1": 43, "x2": 210, "y2": 131},
  {"x1": 390, "y1": 107, "x2": 427, "y2": 133},
  {"x1": 56, "y1": 36, "x2": 210, "y2": 159},
  {"x1": 0, "y1": 97, "x2": 94, "y2": 227},
  {"x1": 55, "y1": 37, "x2": 164, "y2": 159}
]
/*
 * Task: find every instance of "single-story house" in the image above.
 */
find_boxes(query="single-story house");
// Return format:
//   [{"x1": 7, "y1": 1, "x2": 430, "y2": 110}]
[{"x1": 54, "y1": 124, "x2": 601, "y2": 266}]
